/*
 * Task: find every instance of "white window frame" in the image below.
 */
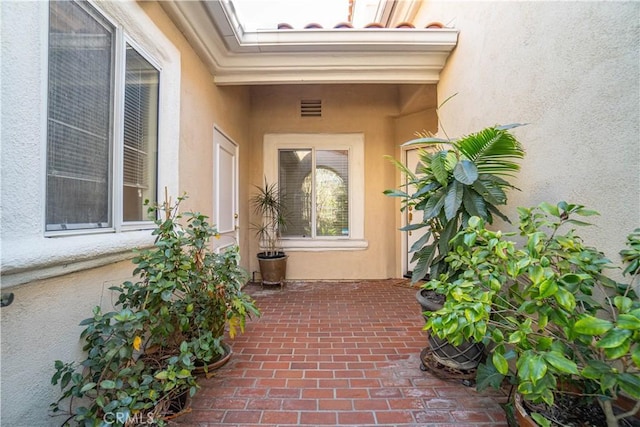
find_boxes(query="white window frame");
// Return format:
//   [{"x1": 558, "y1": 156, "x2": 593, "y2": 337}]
[
  {"x1": 264, "y1": 133, "x2": 367, "y2": 251},
  {"x1": 0, "y1": 0, "x2": 180, "y2": 288},
  {"x1": 45, "y1": 1, "x2": 162, "y2": 236}
]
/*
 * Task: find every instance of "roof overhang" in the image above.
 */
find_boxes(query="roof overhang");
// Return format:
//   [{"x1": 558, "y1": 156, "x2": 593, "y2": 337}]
[{"x1": 160, "y1": 1, "x2": 459, "y2": 85}]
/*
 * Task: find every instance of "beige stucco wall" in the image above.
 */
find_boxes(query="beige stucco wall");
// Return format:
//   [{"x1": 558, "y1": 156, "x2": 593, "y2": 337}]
[
  {"x1": 248, "y1": 84, "x2": 431, "y2": 280},
  {"x1": 415, "y1": 1, "x2": 640, "y2": 265},
  {"x1": 140, "y1": 2, "x2": 253, "y2": 265},
  {"x1": 1, "y1": 261, "x2": 136, "y2": 426},
  {"x1": 0, "y1": 2, "x2": 252, "y2": 426}
]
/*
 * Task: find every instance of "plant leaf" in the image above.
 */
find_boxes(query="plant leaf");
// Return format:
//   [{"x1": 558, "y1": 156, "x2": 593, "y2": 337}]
[
  {"x1": 618, "y1": 373, "x2": 640, "y2": 399},
  {"x1": 431, "y1": 151, "x2": 450, "y2": 186},
  {"x1": 531, "y1": 413, "x2": 552, "y2": 427},
  {"x1": 444, "y1": 180, "x2": 463, "y2": 221},
  {"x1": 476, "y1": 361, "x2": 505, "y2": 391},
  {"x1": 100, "y1": 380, "x2": 116, "y2": 389},
  {"x1": 453, "y1": 160, "x2": 478, "y2": 185},
  {"x1": 409, "y1": 231, "x2": 433, "y2": 253},
  {"x1": 574, "y1": 316, "x2": 613, "y2": 335},
  {"x1": 543, "y1": 351, "x2": 579, "y2": 375},
  {"x1": 492, "y1": 352, "x2": 509, "y2": 375},
  {"x1": 595, "y1": 328, "x2": 632, "y2": 349}
]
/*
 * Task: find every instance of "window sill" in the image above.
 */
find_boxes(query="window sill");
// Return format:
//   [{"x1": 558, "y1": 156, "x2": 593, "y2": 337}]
[
  {"x1": 279, "y1": 239, "x2": 369, "y2": 252},
  {"x1": 0, "y1": 230, "x2": 155, "y2": 289}
]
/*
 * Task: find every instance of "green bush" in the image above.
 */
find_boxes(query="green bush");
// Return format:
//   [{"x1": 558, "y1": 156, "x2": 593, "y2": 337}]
[
  {"x1": 422, "y1": 202, "x2": 640, "y2": 426},
  {"x1": 51, "y1": 195, "x2": 259, "y2": 426}
]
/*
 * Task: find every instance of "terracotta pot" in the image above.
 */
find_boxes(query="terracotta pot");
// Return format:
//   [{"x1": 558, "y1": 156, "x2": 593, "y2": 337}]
[
  {"x1": 512, "y1": 391, "x2": 640, "y2": 426},
  {"x1": 193, "y1": 341, "x2": 232, "y2": 378},
  {"x1": 257, "y1": 253, "x2": 287, "y2": 286},
  {"x1": 513, "y1": 393, "x2": 537, "y2": 427}
]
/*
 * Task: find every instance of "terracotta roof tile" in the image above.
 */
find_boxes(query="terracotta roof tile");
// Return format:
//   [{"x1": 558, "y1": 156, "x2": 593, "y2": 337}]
[
  {"x1": 274, "y1": 21, "x2": 448, "y2": 30},
  {"x1": 395, "y1": 22, "x2": 415, "y2": 28}
]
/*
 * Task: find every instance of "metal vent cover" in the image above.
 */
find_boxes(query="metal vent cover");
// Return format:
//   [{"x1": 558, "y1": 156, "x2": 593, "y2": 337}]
[{"x1": 300, "y1": 99, "x2": 322, "y2": 117}]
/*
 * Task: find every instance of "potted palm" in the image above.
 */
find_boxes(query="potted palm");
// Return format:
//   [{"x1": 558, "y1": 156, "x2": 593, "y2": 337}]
[
  {"x1": 251, "y1": 179, "x2": 288, "y2": 287},
  {"x1": 423, "y1": 202, "x2": 640, "y2": 427},
  {"x1": 385, "y1": 120, "x2": 525, "y2": 373},
  {"x1": 385, "y1": 123, "x2": 525, "y2": 282}
]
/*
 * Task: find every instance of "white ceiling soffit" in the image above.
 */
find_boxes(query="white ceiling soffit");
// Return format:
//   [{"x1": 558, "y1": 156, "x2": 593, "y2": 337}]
[{"x1": 160, "y1": 1, "x2": 459, "y2": 85}]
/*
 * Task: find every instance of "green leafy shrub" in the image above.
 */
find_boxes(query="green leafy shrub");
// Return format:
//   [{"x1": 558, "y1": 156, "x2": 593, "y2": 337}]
[
  {"x1": 51, "y1": 195, "x2": 259, "y2": 426},
  {"x1": 422, "y1": 202, "x2": 640, "y2": 427},
  {"x1": 385, "y1": 123, "x2": 525, "y2": 282}
]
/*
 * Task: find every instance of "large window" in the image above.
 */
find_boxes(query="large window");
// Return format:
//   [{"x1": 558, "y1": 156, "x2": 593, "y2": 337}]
[
  {"x1": 46, "y1": 0, "x2": 159, "y2": 232},
  {"x1": 279, "y1": 149, "x2": 349, "y2": 238},
  {"x1": 264, "y1": 134, "x2": 366, "y2": 250}
]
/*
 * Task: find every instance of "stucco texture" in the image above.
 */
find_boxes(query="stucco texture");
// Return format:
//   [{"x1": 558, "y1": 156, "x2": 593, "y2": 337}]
[
  {"x1": 248, "y1": 84, "x2": 436, "y2": 280},
  {"x1": 1, "y1": 3, "x2": 252, "y2": 426},
  {"x1": 417, "y1": 1, "x2": 640, "y2": 265}
]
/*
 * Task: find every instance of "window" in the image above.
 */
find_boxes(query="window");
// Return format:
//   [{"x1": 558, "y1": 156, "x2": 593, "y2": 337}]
[
  {"x1": 279, "y1": 149, "x2": 349, "y2": 238},
  {"x1": 46, "y1": 0, "x2": 159, "y2": 232},
  {"x1": 264, "y1": 134, "x2": 366, "y2": 251}
]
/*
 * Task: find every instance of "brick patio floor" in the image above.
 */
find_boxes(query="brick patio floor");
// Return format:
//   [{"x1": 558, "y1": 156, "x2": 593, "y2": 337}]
[{"x1": 175, "y1": 280, "x2": 508, "y2": 426}]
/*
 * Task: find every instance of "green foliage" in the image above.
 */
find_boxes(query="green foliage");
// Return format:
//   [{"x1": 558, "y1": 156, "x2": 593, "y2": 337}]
[
  {"x1": 51, "y1": 194, "x2": 260, "y2": 426},
  {"x1": 385, "y1": 123, "x2": 525, "y2": 282},
  {"x1": 251, "y1": 178, "x2": 288, "y2": 257},
  {"x1": 422, "y1": 201, "x2": 640, "y2": 426}
]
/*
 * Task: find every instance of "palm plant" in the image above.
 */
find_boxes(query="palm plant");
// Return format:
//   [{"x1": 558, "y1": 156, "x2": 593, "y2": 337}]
[
  {"x1": 385, "y1": 123, "x2": 525, "y2": 282},
  {"x1": 251, "y1": 178, "x2": 287, "y2": 258}
]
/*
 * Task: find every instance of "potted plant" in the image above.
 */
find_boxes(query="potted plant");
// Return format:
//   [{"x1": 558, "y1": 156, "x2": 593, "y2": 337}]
[
  {"x1": 384, "y1": 122, "x2": 526, "y2": 282},
  {"x1": 385, "y1": 120, "x2": 525, "y2": 373},
  {"x1": 251, "y1": 178, "x2": 288, "y2": 286},
  {"x1": 51, "y1": 193, "x2": 260, "y2": 425},
  {"x1": 422, "y1": 201, "x2": 640, "y2": 427}
]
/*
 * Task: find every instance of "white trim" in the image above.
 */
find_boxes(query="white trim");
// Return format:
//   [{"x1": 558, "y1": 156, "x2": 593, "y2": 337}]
[
  {"x1": 159, "y1": 1, "x2": 458, "y2": 85},
  {"x1": 213, "y1": 125, "x2": 239, "y2": 235},
  {"x1": 263, "y1": 133, "x2": 367, "y2": 251},
  {"x1": 281, "y1": 239, "x2": 368, "y2": 251},
  {"x1": 0, "y1": 0, "x2": 180, "y2": 288},
  {"x1": 113, "y1": 27, "x2": 126, "y2": 232},
  {"x1": 119, "y1": 35, "x2": 163, "y2": 232}
]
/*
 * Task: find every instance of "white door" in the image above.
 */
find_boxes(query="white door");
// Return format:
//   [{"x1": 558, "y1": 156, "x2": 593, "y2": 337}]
[
  {"x1": 404, "y1": 148, "x2": 424, "y2": 277},
  {"x1": 213, "y1": 127, "x2": 239, "y2": 252}
]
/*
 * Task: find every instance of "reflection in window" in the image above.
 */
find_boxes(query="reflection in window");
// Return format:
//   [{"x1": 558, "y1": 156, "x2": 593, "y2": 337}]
[{"x1": 279, "y1": 149, "x2": 349, "y2": 238}]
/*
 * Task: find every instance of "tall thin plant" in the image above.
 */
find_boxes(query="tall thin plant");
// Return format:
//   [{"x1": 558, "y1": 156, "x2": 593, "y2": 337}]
[{"x1": 251, "y1": 178, "x2": 287, "y2": 257}]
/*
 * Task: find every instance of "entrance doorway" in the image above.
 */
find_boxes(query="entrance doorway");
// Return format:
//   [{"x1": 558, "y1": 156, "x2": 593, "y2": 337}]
[{"x1": 213, "y1": 127, "x2": 239, "y2": 252}]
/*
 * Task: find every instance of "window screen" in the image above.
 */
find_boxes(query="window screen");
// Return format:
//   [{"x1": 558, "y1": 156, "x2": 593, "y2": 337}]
[
  {"x1": 46, "y1": 1, "x2": 160, "y2": 231},
  {"x1": 46, "y1": 0, "x2": 114, "y2": 231}
]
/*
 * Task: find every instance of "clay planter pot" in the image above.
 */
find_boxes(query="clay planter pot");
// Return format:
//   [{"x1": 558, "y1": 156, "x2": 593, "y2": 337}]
[
  {"x1": 257, "y1": 252, "x2": 287, "y2": 286},
  {"x1": 513, "y1": 393, "x2": 537, "y2": 427},
  {"x1": 416, "y1": 289, "x2": 485, "y2": 371},
  {"x1": 512, "y1": 391, "x2": 640, "y2": 427},
  {"x1": 193, "y1": 341, "x2": 232, "y2": 378}
]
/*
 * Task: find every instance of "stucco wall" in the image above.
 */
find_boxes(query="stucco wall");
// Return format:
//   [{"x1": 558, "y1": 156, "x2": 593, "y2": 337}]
[
  {"x1": 139, "y1": 2, "x2": 252, "y2": 265},
  {"x1": 249, "y1": 84, "x2": 415, "y2": 280},
  {"x1": 416, "y1": 1, "x2": 640, "y2": 264},
  {"x1": 1, "y1": 261, "x2": 135, "y2": 426},
  {"x1": 0, "y1": 2, "x2": 251, "y2": 425}
]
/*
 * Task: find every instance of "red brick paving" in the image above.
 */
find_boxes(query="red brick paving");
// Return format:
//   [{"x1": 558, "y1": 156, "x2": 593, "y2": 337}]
[{"x1": 174, "y1": 281, "x2": 508, "y2": 426}]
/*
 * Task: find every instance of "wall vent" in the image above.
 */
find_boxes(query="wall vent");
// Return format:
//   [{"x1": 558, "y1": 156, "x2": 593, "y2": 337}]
[{"x1": 300, "y1": 99, "x2": 322, "y2": 117}]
